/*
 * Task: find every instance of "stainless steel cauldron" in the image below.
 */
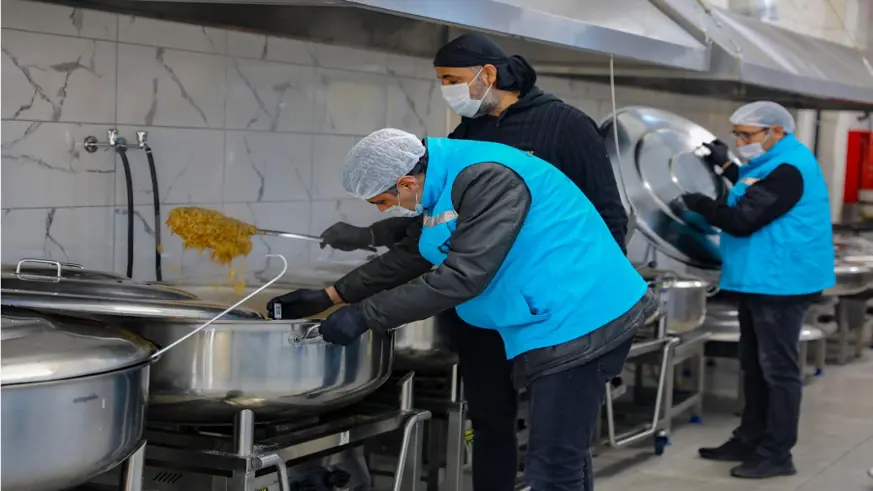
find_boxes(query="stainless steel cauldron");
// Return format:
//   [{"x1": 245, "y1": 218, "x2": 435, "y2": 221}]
[
  {"x1": 128, "y1": 318, "x2": 394, "y2": 422},
  {"x1": 185, "y1": 283, "x2": 457, "y2": 371},
  {"x1": 637, "y1": 267, "x2": 709, "y2": 334},
  {"x1": 1, "y1": 309, "x2": 153, "y2": 491},
  {"x1": 824, "y1": 262, "x2": 873, "y2": 296}
]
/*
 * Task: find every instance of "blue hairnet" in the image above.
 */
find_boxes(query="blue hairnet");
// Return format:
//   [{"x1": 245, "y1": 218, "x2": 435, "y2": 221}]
[
  {"x1": 729, "y1": 101, "x2": 796, "y2": 133},
  {"x1": 342, "y1": 129, "x2": 426, "y2": 200}
]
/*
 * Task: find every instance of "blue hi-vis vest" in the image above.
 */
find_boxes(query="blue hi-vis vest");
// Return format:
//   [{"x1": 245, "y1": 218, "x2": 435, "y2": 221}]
[
  {"x1": 417, "y1": 137, "x2": 647, "y2": 359},
  {"x1": 719, "y1": 134, "x2": 835, "y2": 295}
]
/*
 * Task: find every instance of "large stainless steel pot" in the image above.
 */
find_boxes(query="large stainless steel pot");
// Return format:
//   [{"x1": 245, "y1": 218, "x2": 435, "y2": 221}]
[
  {"x1": 1, "y1": 309, "x2": 153, "y2": 491},
  {"x1": 1, "y1": 262, "x2": 395, "y2": 423},
  {"x1": 824, "y1": 262, "x2": 873, "y2": 297},
  {"x1": 637, "y1": 266, "x2": 709, "y2": 334},
  {"x1": 129, "y1": 318, "x2": 393, "y2": 422},
  {"x1": 185, "y1": 282, "x2": 457, "y2": 371}
]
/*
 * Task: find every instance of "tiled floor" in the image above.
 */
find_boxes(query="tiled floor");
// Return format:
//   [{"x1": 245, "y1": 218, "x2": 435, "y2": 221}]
[
  {"x1": 448, "y1": 353, "x2": 873, "y2": 491},
  {"x1": 592, "y1": 353, "x2": 873, "y2": 491}
]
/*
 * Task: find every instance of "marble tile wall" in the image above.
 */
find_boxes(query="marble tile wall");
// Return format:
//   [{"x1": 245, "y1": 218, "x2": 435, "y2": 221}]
[{"x1": 1, "y1": 0, "x2": 740, "y2": 282}]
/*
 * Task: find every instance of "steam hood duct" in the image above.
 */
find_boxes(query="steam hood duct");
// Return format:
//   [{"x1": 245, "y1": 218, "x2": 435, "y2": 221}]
[
  {"x1": 70, "y1": 0, "x2": 710, "y2": 74},
  {"x1": 568, "y1": 0, "x2": 873, "y2": 111}
]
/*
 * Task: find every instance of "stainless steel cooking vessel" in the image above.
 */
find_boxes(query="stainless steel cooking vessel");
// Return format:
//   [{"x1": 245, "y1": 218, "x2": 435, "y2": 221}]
[
  {"x1": 185, "y1": 282, "x2": 456, "y2": 371},
  {"x1": 1, "y1": 309, "x2": 153, "y2": 491},
  {"x1": 393, "y1": 316, "x2": 457, "y2": 370},
  {"x1": 824, "y1": 262, "x2": 873, "y2": 296},
  {"x1": 129, "y1": 318, "x2": 393, "y2": 422},
  {"x1": 1, "y1": 262, "x2": 394, "y2": 423},
  {"x1": 638, "y1": 267, "x2": 709, "y2": 334}
]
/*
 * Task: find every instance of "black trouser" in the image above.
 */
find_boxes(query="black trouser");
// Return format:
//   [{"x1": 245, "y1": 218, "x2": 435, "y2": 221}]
[
  {"x1": 733, "y1": 294, "x2": 812, "y2": 460},
  {"x1": 449, "y1": 310, "x2": 519, "y2": 491}
]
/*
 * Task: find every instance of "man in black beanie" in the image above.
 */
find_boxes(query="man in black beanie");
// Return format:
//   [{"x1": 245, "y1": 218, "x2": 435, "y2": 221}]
[{"x1": 306, "y1": 33, "x2": 628, "y2": 491}]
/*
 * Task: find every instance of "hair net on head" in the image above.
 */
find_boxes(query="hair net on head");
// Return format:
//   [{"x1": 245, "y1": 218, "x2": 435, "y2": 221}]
[
  {"x1": 342, "y1": 128, "x2": 426, "y2": 200},
  {"x1": 729, "y1": 101, "x2": 796, "y2": 133}
]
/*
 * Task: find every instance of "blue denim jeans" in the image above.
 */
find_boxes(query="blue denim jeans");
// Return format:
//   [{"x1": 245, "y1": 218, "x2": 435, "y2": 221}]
[
  {"x1": 733, "y1": 294, "x2": 811, "y2": 460},
  {"x1": 523, "y1": 338, "x2": 633, "y2": 491}
]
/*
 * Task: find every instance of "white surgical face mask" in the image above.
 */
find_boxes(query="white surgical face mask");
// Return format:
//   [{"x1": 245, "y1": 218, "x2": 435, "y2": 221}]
[
  {"x1": 440, "y1": 68, "x2": 493, "y2": 118},
  {"x1": 736, "y1": 129, "x2": 771, "y2": 161},
  {"x1": 385, "y1": 183, "x2": 422, "y2": 217}
]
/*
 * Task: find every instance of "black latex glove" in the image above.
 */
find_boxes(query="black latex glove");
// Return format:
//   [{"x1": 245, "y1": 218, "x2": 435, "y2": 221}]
[
  {"x1": 319, "y1": 305, "x2": 372, "y2": 345},
  {"x1": 702, "y1": 140, "x2": 731, "y2": 168},
  {"x1": 320, "y1": 222, "x2": 372, "y2": 251},
  {"x1": 266, "y1": 289, "x2": 333, "y2": 320},
  {"x1": 681, "y1": 193, "x2": 715, "y2": 214}
]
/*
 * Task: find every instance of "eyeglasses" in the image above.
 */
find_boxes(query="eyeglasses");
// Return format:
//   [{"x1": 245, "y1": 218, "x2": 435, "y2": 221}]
[{"x1": 731, "y1": 128, "x2": 769, "y2": 143}]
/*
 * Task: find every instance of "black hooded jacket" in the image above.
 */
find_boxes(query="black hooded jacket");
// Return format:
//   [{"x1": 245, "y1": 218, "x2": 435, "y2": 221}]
[{"x1": 367, "y1": 88, "x2": 628, "y2": 252}]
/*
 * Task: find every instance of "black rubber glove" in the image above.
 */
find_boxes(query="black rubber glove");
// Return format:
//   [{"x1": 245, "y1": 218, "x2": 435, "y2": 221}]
[
  {"x1": 320, "y1": 222, "x2": 373, "y2": 251},
  {"x1": 702, "y1": 140, "x2": 731, "y2": 168},
  {"x1": 681, "y1": 193, "x2": 715, "y2": 214},
  {"x1": 266, "y1": 289, "x2": 333, "y2": 320},
  {"x1": 319, "y1": 305, "x2": 373, "y2": 345}
]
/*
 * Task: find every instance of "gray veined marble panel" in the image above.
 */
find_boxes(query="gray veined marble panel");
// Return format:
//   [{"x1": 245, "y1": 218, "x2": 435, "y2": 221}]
[
  {"x1": 224, "y1": 131, "x2": 313, "y2": 203},
  {"x1": 1, "y1": 121, "x2": 116, "y2": 208},
  {"x1": 118, "y1": 16, "x2": 226, "y2": 54},
  {"x1": 1, "y1": 0, "x2": 117, "y2": 40},
  {"x1": 114, "y1": 126, "x2": 225, "y2": 206},
  {"x1": 311, "y1": 134, "x2": 361, "y2": 200},
  {"x1": 1, "y1": 30, "x2": 116, "y2": 123},
  {"x1": 309, "y1": 198, "x2": 384, "y2": 273},
  {"x1": 116, "y1": 44, "x2": 226, "y2": 128},
  {"x1": 386, "y1": 75, "x2": 446, "y2": 137},
  {"x1": 226, "y1": 31, "x2": 318, "y2": 66},
  {"x1": 225, "y1": 58, "x2": 317, "y2": 132},
  {"x1": 1, "y1": 206, "x2": 115, "y2": 271},
  {"x1": 313, "y1": 68, "x2": 389, "y2": 136}
]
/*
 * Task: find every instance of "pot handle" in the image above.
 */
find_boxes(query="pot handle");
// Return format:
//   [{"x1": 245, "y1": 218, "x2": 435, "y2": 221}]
[
  {"x1": 706, "y1": 285, "x2": 720, "y2": 298},
  {"x1": 150, "y1": 254, "x2": 289, "y2": 361},
  {"x1": 293, "y1": 324, "x2": 321, "y2": 343}
]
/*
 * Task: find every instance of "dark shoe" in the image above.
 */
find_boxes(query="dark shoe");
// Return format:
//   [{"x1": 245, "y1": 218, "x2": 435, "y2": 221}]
[
  {"x1": 730, "y1": 457, "x2": 797, "y2": 479},
  {"x1": 698, "y1": 439, "x2": 755, "y2": 462}
]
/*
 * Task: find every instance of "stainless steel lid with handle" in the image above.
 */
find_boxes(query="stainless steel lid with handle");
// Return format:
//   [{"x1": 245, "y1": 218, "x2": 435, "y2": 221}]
[
  {"x1": 1, "y1": 309, "x2": 155, "y2": 386},
  {"x1": 1, "y1": 259, "x2": 262, "y2": 321},
  {"x1": 602, "y1": 107, "x2": 731, "y2": 270},
  {"x1": 2, "y1": 258, "x2": 128, "y2": 281},
  {"x1": 2, "y1": 258, "x2": 196, "y2": 301}
]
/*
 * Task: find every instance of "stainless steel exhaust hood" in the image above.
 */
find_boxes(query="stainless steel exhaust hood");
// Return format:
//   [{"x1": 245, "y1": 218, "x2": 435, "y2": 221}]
[
  {"x1": 555, "y1": 0, "x2": 873, "y2": 111},
  {"x1": 66, "y1": 0, "x2": 710, "y2": 73}
]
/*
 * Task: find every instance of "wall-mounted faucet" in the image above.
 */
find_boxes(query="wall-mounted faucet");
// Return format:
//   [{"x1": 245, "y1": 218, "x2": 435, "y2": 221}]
[
  {"x1": 136, "y1": 131, "x2": 148, "y2": 149},
  {"x1": 83, "y1": 128, "x2": 136, "y2": 153}
]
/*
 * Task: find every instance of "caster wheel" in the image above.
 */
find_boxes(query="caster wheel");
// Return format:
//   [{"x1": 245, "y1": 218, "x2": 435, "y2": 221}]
[
  {"x1": 689, "y1": 415, "x2": 702, "y2": 424},
  {"x1": 706, "y1": 360, "x2": 716, "y2": 368},
  {"x1": 815, "y1": 368, "x2": 824, "y2": 377},
  {"x1": 654, "y1": 431, "x2": 670, "y2": 455}
]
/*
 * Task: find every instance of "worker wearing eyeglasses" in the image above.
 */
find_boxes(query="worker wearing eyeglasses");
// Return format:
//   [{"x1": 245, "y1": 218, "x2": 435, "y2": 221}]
[{"x1": 678, "y1": 101, "x2": 835, "y2": 480}]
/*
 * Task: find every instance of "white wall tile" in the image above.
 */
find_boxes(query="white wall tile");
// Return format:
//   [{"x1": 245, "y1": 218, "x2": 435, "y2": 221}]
[
  {"x1": 224, "y1": 131, "x2": 313, "y2": 203},
  {"x1": 1, "y1": 121, "x2": 116, "y2": 208},
  {"x1": 114, "y1": 126, "x2": 225, "y2": 206},
  {"x1": 116, "y1": 44, "x2": 226, "y2": 128},
  {"x1": 1, "y1": 0, "x2": 117, "y2": 40},
  {"x1": 386, "y1": 76, "x2": 445, "y2": 137},
  {"x1": 311, "y1": 135, "x2": 359, "y2": 200},
  {"x1": 117, "y1": 16, "x2": 226, "y2": 54},
  {"x1": 227, "y1": 31, "x2": 316, "y2": 66},
  {"x1": 1, "y1": 206, "x2": 115, "y2": 270},
  {"x1": 313, "y1": 68, "x2": 388, "y2": 135},
  {"x1": 225, "y1": 58, "x2": 317, "y2": 132},
  {"x1": 2, "y1": 30, "x2": 116, "y2": 123}
]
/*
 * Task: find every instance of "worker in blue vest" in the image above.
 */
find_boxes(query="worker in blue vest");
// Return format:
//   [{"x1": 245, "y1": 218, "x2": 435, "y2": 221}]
[
  {"x1": 678, "y1": 101, "x2": 835, "y2": 480},
  {"x1": 270, "y1": 128, "x2": 655, "y2": 491}
]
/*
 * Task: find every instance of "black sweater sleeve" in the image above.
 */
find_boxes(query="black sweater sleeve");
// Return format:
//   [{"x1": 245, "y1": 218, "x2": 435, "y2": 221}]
[
  {"x1": 555, "y1": 110, "x2": 628, "y2": 252},
  {"x1": 359, "y1": 163, "x2": 531, "y2": 331},
  {"x1": 695, "y1": 164, "x2": 803, "y2": 237}
]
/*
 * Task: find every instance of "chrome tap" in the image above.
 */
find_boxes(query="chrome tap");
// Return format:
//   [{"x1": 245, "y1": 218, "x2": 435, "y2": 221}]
[
  {"x1": 136, "y1": 131, "x2": 148, "y2": 149},
  {"x1": 107, "y1": 129, "x2": 120, "y2": 147}
]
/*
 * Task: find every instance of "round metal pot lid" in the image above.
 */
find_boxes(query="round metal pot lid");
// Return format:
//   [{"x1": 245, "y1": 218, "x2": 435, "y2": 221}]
[
  {"x1": 602, "y1": 106, "x2": 731, "y2": 270},
  {"x1": 1, "y1": 308, "x2": 155, "y2": 386},
  {"x1": 2, "y1": 258, "x2": 128, "y2": 281},
  {"x1": 0, "y1": 289, "x2": 263, "y2": 321},
  {"x1": 2, "y1": 259, "x2": 196, "y2": 302}
]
